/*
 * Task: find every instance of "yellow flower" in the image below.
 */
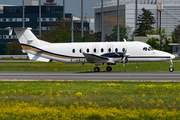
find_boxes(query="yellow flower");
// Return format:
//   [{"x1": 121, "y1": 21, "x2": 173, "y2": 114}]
[
  {"x1": 56, "y1": 83, "x2": 61, "y2": 86},
  {"x1": 76, "y1": 92, "x2": 82, "y2": 98},
  {"x1": 141, "y1": 93, "x2": 145, "y2": 97}
]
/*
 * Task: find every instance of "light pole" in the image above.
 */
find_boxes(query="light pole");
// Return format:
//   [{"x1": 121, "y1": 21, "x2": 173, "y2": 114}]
[
  {"x1": 81, "y1": 0, "x2": 84, "y2": 38},
  {"x1": 71, "y1": 14, "x2": 73, "y2": 43},
  {"x1": 39, "y1": 0, "x2": 41, "y2": 37},
  {"x1": 135, "y1": 0, "x2": 137, "y2": 36},
  {"x1": 178, "y1": 20, "x2": 180, "y2": 57},
  {"x1": 22, "y1": 0, "x2": 25, "y2": 28},
  {"x1": 158, "y1": 3, "x2": 163, "y2": 49},
  {"x1": 63, "y1": 0, "x2": 65, "y2": 20},
  {"x1": 117, "y1": 0, "x2": 119, "y2": 42},
  {"x1": 101, "y1": 0, "x2": 103, "y2": 42}
]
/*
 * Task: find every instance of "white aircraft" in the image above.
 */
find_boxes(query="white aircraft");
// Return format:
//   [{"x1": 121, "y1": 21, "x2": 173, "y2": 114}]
[{"x1": 8, "y1": 27, "x2": 175, "y2": 72}]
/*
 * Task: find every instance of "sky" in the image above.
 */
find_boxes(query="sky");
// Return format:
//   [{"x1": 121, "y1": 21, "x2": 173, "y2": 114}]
[{"x1": 1, "y1": 0, "x2": 111, "y2": 17}]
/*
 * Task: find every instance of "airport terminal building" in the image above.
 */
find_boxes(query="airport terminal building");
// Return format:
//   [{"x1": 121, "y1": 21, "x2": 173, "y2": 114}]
[{"x1": 94, "y1": 0, "x2": 180, "y2": 37}]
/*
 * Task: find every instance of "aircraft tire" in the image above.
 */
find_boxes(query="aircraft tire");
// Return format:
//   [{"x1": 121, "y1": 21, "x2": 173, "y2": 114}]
[
  {"x1": 94, "y1": 67, "x2": 100, "y2": 72},
  {"x1": 106, "y1": 66, "x2": 112, "y2": 72},
  {"x1": 169, "y1": 67, "x2": 174, "y2": 72}
]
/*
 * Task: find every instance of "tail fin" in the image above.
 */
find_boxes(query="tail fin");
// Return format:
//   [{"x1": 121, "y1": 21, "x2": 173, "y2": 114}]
[
  {"x1": 14, "y1": 28, "x2": 41, "y2": 47},
  {"x1": 7, "y1": 27, "x2": 52, "y2": 62}
]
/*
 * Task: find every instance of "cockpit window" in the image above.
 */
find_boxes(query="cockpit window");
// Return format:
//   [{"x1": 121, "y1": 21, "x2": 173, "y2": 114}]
[
  {"x1": 143, "y1": 47, "x2": 147, "y2": 51},
  {"x1": 143, "y1": 46, "x2": 154, "y2": 51},
  {"x1": 149, "y1": 46, "x2": 154, "y2": 50}
]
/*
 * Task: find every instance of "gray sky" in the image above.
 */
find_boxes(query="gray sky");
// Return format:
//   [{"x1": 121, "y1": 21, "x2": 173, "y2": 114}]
[{"x1": 1, "y1": 0, "x2": 111, "y2": 17}]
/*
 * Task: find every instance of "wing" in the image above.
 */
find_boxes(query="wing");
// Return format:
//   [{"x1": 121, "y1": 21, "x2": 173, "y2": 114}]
[{"x1": 82, "y1": 52, "x2": 109, "y2": 63}]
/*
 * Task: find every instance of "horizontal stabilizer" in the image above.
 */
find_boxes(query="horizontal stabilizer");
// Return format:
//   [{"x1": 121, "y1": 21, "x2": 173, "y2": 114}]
[{"x1": 27, "y1": 53, "x2": 50, "y2": 62}]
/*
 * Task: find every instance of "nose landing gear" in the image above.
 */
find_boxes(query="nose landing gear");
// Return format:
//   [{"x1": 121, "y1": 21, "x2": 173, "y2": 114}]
[{"x1": 169, "y1": 60, "x2": 174, "y2": 72}]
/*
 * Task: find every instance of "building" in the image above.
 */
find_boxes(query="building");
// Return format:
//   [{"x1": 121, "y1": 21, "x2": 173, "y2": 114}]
[
  {"x1": 73, "y1": 16, "x2": 95, "y2": 33},
  {"x1": 0, "y1": 0, "x2": 89, "y2": 54},
  {"x1": 94, "y1": 0, "x2": 180, "y2": 38}
]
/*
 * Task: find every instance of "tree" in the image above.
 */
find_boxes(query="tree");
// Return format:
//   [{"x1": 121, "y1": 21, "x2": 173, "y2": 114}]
[
  {"x1": 41, "y1": 20, "x2": 82, "y2": 43},
  {"x1": 104, "y1": 25, "x2": 129, "y2": 41},
  {"x1": 135, "y1": 8, "x2": 155, "y2": 36},
  {"x1": 84, "y1": 31, "x2": 102, "y2": 42},
  {"x1": 171, "y1": 25, "x2": 180, "y2": 43},
  {"x1": 5, "y1": 41, "x2": 24, "y2": 55}
]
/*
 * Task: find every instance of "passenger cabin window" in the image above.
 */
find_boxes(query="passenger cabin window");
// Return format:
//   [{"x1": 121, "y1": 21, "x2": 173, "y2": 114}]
[
  {"x1": 79, "y1": 49, "x2": 82, "y2": 53},
  {"x1": 115, "y1": 48, "x2": 118, "y2": 52},
  {"x1": 108, "y1": 48, "x2": 111, "y2": 52},
  {"x1": 93, "y1": 48, "x2": 96, "y2": 53},
  {"x1": 87, "y1": 48, "x2": 89, "y2": 53},
  {"x1": 101, "y1": 48, "x2": 104, "y2": 53},
  {"x1": 72, "y1": 49, "x2": 75, "y2": 53}
]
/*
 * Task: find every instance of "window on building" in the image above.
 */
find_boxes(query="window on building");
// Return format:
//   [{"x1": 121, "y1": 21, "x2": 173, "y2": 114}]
[
  {"x1": 42, "y1": 18, "x2": 47, "y2": 21},
  {"x1": 2, "y1": 19, "x2": 6, "y2": 22},
  {"x1": 9, "y1": 18, "x2": 13, "y2": 22},
  {"x1": 3, "y1": 36, "x2": 7, "y2": 39},
  {"x1": 49, "y1": 18, "x2": 53, "y2": 21}
]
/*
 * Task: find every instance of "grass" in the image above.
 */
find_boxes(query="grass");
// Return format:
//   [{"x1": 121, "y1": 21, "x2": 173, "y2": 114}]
[
  {"x1": 1, "y1": 81, "x2": 180, "y2": 119},
  {"x1": 0, "y1": 81, "x2": 179, "y2": 108},
  {"x1": 0, "y1": 81, "x2": 180, "y2": 108},
  {"x1": 0, "y1": 61, "x2": 179, "y2": 71}
]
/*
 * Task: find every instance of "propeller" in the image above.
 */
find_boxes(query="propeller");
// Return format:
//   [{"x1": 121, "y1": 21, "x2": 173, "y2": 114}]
[{"x1": 122, "y1": 48, "x2": 129, "y2": 66}]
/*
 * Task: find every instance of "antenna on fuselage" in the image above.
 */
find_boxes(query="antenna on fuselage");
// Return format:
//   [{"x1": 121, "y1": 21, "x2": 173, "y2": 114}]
[{"x1": 123, "y1": 39, "x2": 127, "y2": 42}]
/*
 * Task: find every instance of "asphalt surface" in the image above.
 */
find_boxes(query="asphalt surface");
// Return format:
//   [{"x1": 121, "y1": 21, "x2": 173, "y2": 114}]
[{"x1": 0, "y1": 71, "x2": 180, "y2": 81}]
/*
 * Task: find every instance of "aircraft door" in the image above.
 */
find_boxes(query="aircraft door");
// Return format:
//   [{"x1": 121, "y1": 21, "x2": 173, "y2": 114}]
[
  {"x1": 92, "y1": 45, "x2": 99, "y2": 54},
  {"x1": 107, "y1": 45, "x2": 113, "y2": 53}
]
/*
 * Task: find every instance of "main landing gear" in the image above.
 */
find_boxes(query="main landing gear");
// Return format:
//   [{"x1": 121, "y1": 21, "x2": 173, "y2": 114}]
[
  {"x1": 169, "y1": 60, "x2": 174, "y2": 72},
  {"x1": 94, "y1": 67, "x2": 100, "y2": 72},
  {"x1": 94, "y1": 66, "x2": 112, "y2": 72}
]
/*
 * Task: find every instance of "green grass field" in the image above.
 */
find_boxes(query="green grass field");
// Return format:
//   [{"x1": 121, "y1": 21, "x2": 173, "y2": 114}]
[
  {"x1": 0, "y1": 61, "x2": 179, "y2": 71},
  {"x1": 1, "y1": 81, "x2": 180, "y2": 119}
]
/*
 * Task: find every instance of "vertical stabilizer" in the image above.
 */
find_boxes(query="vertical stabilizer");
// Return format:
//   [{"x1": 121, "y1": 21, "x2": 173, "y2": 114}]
[{"x1": 14, "y1": 28, "x2": 41, "y2": 47}]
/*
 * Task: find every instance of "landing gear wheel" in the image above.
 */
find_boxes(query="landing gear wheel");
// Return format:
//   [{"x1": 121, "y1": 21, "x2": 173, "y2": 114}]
[
  {"x1": 169, "y1": 67, "x2": 174, "y2": 72},
  {"x1": 106, "y1": 66, "x2": 112, "y2": 72},
  {"x1": 94, "y1": 67, "x2": 100, "y2": 72}
]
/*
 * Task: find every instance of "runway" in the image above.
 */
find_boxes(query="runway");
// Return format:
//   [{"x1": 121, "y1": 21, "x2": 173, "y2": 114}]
[{"x1": 0, "y1": 71, "x2": 180, "y2": 81}]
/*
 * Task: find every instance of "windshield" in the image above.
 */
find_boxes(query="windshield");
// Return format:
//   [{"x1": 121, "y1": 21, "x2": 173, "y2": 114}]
[
  {"x1": 149, "y1": 46, "x2": 154, "y2": 50},
  {"x1": 143, "y1": 46, "x2": 154, "y2": 51}
]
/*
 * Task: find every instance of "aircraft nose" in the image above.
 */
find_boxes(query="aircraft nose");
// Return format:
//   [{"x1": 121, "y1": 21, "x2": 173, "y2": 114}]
[{"x1": 171, "y1": 55, "x2": 175, "y2": 60}]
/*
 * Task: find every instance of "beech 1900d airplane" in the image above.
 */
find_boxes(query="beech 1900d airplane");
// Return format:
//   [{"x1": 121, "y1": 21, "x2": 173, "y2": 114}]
[{"x1": 7, "y1": 27, "x2": 175, "y2": 72}]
